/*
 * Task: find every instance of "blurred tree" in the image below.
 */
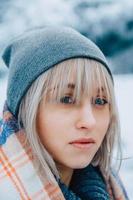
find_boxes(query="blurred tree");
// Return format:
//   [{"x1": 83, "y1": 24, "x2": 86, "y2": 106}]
[
  {"x1": 0, "y1": 0, "x2": 133, "y2": 74},
  {"x1": 0, "y1": 0, "x2": 12, "y2": 23}
]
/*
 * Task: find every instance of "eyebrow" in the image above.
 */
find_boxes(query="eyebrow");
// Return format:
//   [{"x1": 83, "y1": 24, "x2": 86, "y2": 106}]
[
  {"x1": 97, "y1": 87, "x2": 105, "y2": 93},
  {"x1": 67, "y1": 83, "x2": 75, "y2": 89},
  {"x1": 48, "y1": 83, "x2": 75, "y2": 92},
  {"x1": 68, "y1": 84, "x2": 105, "y2": 92},
  {"x1": 49, "y1": 83, "x2": 105, "y2": 94}
]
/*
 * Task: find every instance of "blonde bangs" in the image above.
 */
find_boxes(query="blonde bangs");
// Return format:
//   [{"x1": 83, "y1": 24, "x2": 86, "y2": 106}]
[{"x1": 42, "y1": 58, "x2": 113, "y2": 105}]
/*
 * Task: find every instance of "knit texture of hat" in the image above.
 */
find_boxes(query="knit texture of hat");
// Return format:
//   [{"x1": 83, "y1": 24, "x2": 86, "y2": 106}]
[{"x1": 2, "y1": 26, "x2": 113, "y2": 118}]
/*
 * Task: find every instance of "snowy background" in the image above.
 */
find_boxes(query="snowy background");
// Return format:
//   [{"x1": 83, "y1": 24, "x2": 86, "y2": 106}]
[{"x1": 0, "y1": 0, "x2": 133, "y2": 199}]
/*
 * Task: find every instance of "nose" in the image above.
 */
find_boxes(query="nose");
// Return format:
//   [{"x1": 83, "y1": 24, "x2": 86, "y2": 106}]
[{"x1": 75, "y1": 101, "x2": 96, "y2": 131}]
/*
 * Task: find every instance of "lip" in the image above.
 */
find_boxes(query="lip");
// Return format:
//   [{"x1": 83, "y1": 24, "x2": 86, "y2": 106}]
[{"x1": 69, "y1": 138, "x2": 95, "y2": 150}]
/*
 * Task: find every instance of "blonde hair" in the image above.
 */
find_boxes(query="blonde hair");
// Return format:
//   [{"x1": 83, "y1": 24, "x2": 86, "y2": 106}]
[{"x1": 18, "y1": 58, "x2": 122, "y2": 182}]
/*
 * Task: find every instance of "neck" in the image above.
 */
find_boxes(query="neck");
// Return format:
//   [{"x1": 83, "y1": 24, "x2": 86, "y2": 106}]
[{"x1": 56, "y1": 163, "x2": 74, "y2": 187}]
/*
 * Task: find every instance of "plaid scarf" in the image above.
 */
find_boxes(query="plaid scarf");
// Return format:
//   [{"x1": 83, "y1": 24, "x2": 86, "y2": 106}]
[{"x1": 0, "y1": 101, "x2": 129, "y2": 200}]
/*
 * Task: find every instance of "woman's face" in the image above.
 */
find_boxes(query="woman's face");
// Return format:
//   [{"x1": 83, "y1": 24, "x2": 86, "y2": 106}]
[{"x1": 36, "y1": 83, "x2": 110, "y2": 170}]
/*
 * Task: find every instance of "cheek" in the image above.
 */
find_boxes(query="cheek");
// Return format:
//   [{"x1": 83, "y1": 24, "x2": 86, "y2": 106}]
[
  {"x1": 102, "y1": 116, "x2": 110, "y2": 130},
  {"x1": 36, "y1": 115, "x2": 70, "y2": 164},
  {"x1": 97, "y1": 114, "x2": 110, "y2": 142},
  {"x1": 36, "y1": 117, "x2": 60, "y2": 158},
  {"x1": 100, "y1": 108, "x2": 110, "y2": 128},
  {"x1": 36, "y1": 109, "x2": 68, "y2": 152},
  {"x1": 36, "y1": 112, "x2": 58, "y2": 142}
]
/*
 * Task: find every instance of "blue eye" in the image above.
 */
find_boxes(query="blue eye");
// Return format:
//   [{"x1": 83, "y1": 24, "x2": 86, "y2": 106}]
[
  {"x1": 94, "y1": 97, "x2": 108, "y2": 105},
  {"x1": 60, "y1": 96, "x2": 75, "y2": 104}
]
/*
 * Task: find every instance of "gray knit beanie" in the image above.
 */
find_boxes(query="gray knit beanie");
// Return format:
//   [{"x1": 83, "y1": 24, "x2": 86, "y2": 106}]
[{"x1": 2, "y1": 26, "x2": 113, "y2": 118}]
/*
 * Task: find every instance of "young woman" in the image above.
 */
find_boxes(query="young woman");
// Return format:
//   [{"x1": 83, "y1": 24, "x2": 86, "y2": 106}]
[{"x1": 0, "y1": 26, "x2": 128, "y2": 199}]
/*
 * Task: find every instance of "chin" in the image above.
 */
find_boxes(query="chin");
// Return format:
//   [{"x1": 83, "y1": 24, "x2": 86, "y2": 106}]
[{"x1": 69, "y1": 159, "x2": 92, "y2": 169}]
